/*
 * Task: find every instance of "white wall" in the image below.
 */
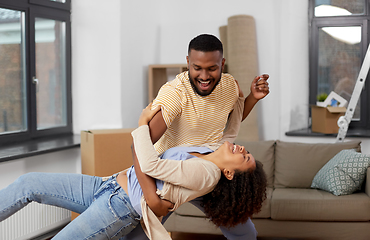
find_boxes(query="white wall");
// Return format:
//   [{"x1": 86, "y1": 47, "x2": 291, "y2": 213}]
[
  {"x1": 72, "y1": 0, "x2": 123, "y2": 131},
  {"x1": 120, "y1": 1, "x2": 161, "y2": 127}
]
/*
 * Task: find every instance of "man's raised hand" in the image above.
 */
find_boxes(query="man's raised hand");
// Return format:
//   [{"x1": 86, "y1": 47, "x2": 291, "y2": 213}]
[{"x1": 251, "y1": 74, "x2": 270, "y2": 100}]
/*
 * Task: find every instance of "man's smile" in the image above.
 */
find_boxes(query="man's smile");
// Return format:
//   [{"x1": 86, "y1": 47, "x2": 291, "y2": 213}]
[{"x1": 196, "y1": 78, "x2": 213, "y2": 91}]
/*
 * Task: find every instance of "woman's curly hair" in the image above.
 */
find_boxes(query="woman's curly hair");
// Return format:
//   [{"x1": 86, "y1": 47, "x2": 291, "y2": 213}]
[{"x1": 201, "y1": 160, "x2": 267, "y2": 228}]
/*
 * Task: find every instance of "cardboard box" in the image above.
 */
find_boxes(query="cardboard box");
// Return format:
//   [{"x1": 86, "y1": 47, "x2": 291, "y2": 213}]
[
  {"x1": 81, "y1": 128, "x2": 135, "y2": 177},
  {"x1": 72, "y1": 129, "x2": 135, "y2": 220},
  {"x1": 311, "y1": 106, "x2": 346, "y2": 134}
]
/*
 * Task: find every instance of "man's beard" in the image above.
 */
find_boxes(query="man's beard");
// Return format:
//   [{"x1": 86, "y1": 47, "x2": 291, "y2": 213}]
[{"x1": 188, "y1": 71, "x2": 221, "y2": 96}]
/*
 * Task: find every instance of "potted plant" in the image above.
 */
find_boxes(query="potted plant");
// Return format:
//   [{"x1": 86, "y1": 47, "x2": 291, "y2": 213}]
[{"x1": 316, "y1": 93, "x2": 328, "y2": 107}]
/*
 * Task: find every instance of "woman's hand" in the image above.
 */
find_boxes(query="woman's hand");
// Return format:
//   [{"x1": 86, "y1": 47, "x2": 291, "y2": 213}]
[
  {"x1": 149, "y1": 198, "x2": 174, "y2": 217},
  {"x1": 138, "y1": 103, "x2": 161, "y2": 126}
]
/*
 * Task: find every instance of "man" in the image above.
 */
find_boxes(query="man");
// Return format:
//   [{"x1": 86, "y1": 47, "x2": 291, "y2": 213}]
[{"x1": 127, "y1": 34, "x2": 269, "y2": 240}]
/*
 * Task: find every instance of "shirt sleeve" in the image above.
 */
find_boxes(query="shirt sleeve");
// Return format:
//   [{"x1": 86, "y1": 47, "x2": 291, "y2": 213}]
[
  {"x1": 151, "y1": 82, "x2": 183, "y2": 128},
  {"x1": 131, "y1": 125, "x2": 220, "y2": 191},
  {"x1": 219, "y1": 96, "x2": 244, "y2": 144}
]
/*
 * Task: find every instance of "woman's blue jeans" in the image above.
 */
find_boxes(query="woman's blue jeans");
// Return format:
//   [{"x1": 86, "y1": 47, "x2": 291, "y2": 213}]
[{"x1": 0, "y1": 172, "x2": 141, "y2": 240}]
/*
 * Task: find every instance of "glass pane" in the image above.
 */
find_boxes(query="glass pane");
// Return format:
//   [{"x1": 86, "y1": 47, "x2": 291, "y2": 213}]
[
  {"x1": 0, "y1": 8, "x2": 27, "y2": 135},
  {"x1": 315, "y1": 0, "x2": 365, "y2": 16},
  {"x1": 50, "y1": 0, "x2": 66, "y2": 3},
  {"x1": 317, "y1": 26, "x2": 361, "y2": 120},
  {"x1": 35, "y1": 18, "x2": 67, "y2": 130}
]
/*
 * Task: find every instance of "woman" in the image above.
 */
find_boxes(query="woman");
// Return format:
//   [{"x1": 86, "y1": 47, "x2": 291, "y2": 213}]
[
  {"x1": 0, "y1": 98, "x2": 266, "y2": 240},
  {"x1": 128, "y1": 102, "x2": 266, "y2": 239}
]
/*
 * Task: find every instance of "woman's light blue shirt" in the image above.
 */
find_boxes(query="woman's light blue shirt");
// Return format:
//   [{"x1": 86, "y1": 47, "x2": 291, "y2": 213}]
[{"x1": 126, "y1": 146, "x2": 213, "y2": 216}]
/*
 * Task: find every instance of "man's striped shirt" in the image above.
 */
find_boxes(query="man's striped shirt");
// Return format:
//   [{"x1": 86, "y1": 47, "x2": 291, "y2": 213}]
[{"x1": 152, "y1": 71, "x2": 239, "y2": 155}]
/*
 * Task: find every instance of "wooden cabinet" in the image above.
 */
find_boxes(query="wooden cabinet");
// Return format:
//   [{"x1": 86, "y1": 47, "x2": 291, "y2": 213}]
[{"x1": 148, "y1": 64, "x2": 188, "y2": 102}]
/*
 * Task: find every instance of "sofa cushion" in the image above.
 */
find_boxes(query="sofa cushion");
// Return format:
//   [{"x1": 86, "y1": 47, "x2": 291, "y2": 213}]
[
  {"x1": 311, "y1": 149, "x2": 370, "y2": 196},
  {"x1": 235, "y1": 140, "x2": 275, "y2": 187},
  {"x1": 274, "y1": 140, "x2": 361, "y2": 188},
  {"x1": 174, "y1": 187, "x2": 273, "y2": 219},
  {"x1": 252, "y1": 187, "x2": 272, "y2": 219},
  {"x1": 175, "y1": 202, "x2": 204, "y2": 217},
  {"x1": 271, "y1": 188, "x2": 370, "y2": 221}
]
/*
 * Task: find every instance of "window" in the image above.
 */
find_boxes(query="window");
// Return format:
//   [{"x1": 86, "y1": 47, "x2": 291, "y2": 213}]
[
  {"x1": 0, "y1": 0, "x2": 71, "y2": 145},
  {"x1": 309, "y1": 0, "x2": 370, "y2": 129}
]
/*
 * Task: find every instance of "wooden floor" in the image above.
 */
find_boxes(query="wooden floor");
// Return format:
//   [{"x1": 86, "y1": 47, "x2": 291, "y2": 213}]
[
  {"x1": 171, "y1": 232, "x2": 227, "y2": 240},
  {"x1": 43, "y1": 231, "x2": 291, "y2": 240},
  {"x1": 43, "y1": 232, "x2": 226, "y2": 240},
  {"x1": 171, "y1": 232, "x2": 292, "y2": 240}
]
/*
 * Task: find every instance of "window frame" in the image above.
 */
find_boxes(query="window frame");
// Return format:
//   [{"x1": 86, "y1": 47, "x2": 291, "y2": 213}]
[
  {"x1": 309, "y1": 0, "x2": 370, "y2": 130},
  {"x1": 0, "y1": 0, "x2": 72, "y2": 145},
  {"x1": 29, "y1": 0, "x2": 71, "y2": 11}
]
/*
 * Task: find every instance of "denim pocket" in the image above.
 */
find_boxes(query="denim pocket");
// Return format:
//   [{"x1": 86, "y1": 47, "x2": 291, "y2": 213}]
[
  {"x1": 93, "y1": 178, "x2": 112, "y2": 200},
  {"x1": 107, "y1": 191, "x2": 140, "y2": 238}
]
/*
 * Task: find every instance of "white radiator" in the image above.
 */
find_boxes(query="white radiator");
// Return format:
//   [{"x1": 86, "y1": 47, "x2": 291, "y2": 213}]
[{"x1": 0, "y1": 202, "x2": 71, "y2": 240}]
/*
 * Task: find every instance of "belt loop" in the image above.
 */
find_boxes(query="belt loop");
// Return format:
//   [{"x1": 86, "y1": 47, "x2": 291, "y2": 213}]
[
  {"x1": 101, "y1": 176, "x2": 110, "y2": 182},
  {"x1": 102, "y1": 173, "x2": 119, "y2": 182}
]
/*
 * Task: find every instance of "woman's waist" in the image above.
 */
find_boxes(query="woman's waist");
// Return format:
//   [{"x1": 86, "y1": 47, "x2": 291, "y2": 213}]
[{"x1": 116, "y1": 170, "x2": 129, "y2": 196}]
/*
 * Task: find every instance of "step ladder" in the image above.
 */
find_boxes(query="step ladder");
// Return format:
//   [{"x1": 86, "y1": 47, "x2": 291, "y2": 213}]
[{"x1": 336, "y1": 43, "x2": 370, "y2": 142}]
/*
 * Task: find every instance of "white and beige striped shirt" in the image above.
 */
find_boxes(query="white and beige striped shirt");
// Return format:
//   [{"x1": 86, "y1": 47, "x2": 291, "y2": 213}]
[{"x1": 152, "y1": 71, "x2": 239, "y2": 155}]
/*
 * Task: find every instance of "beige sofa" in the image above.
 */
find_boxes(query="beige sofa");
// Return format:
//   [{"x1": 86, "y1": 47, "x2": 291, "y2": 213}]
[{"x1": 164, "y1": 140, "x2": 370, "y2": 240}]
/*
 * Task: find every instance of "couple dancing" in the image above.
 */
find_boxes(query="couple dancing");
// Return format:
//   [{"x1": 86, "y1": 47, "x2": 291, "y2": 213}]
[{"x1": 0, "y1": 34, "x2": 270, "y2": 240}]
